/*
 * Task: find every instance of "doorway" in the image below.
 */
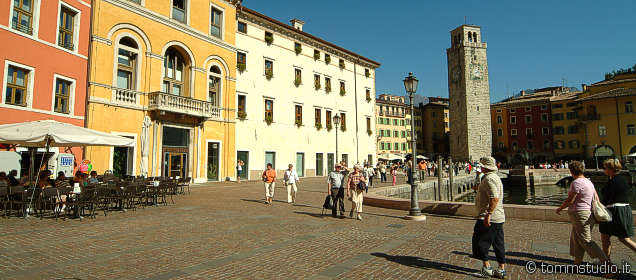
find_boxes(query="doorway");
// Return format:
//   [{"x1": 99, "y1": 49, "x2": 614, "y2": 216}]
[
  {"x1": 316, "y1": 153, "x2": 323, "y2": 176},
  {"x1": 113, "y1": 146, "x2": 133, "y2": 177},
  {"x1": 265, "y1": 152, "x2": 276, "y2": 169},
  {"x1": 207, "y1": 142, "x2": 219, "y2": 181},
  {"x1": 327, "y1": 153, "x2": 334, "y2": 172},
  {"x1": 164, "y1": 152, "x2": 187, "y2": 178},
  {"x1": 296, "y1": 152, "x2": 304, "y2": 177},
  {"x1": 237, "y1": 151, "x2": 249, "y2": 180}
]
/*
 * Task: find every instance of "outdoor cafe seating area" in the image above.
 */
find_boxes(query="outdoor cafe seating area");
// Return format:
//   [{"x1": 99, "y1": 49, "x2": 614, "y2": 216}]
[{"x1": 0, "y1": 175, "x2": 192, "y2": 220}]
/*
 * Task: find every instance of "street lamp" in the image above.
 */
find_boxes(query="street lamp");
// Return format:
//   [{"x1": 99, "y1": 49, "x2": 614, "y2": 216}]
[
  {"x1": 333, "y1": 114, "x2": 341, "y2": 164},
  {"x1": 403, "y1": 72, "x2": 424, "y2": 221}
]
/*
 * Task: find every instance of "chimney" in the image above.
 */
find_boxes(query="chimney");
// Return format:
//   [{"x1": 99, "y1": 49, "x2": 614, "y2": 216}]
[
  {"x1": 581, "y1": 84, "x2": 587, "y2": 92},
  {"x1": 290, "y1": 19, "x2": 305, "y2": 31},
  {"x1": 520, "y1": 90, "x2": 526, "y2": 96}
]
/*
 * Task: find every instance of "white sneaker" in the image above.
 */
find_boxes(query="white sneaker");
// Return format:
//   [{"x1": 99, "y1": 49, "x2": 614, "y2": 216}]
[{"x1": 479, "y1": 266, "x2": 494, "y2": 278}]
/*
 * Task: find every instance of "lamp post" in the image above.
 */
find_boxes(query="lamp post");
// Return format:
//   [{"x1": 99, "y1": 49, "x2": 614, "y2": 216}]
[
  {"x1": 334, "y1": 114, "x2": 341, "y2": 164},
  {"x1": 403, "y1": 72, "x2": 425, "y2": 221}
]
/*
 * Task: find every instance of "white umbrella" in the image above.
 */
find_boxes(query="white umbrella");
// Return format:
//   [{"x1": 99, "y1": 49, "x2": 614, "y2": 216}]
[
  {"x1": 140, "y1": 116, "x2": 151, "y2": 176},
  {"x1": 0, "y1": 120, "x2": 135, "y2": 147},
  {"x1": 388, "y1": 154, "x2": 403, "y2": 161},
  {"x1": 416, "y1": 155, "x2": 428, "y2": 160},
  {"x1": 627, "y1": 153, "x2": 636, "y2": 157},
  {"x1": 0, "y1": 120, "x2": 135, "y2": 217}
]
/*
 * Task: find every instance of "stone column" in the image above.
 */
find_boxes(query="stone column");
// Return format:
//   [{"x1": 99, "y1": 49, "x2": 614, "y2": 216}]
[{"x1": 437, "y1": 156, "x2": 443, "y2": 200}]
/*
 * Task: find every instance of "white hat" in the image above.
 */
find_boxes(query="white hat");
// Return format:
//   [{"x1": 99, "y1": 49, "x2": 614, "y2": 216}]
[{"x1": 479, "y1": 156, "x2": 498, "y2": 171}]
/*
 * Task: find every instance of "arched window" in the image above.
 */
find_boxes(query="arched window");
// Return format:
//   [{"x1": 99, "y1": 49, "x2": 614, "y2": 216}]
[
  {"x1": 473, "y1": 32, "x2": 478, "y2": 42},
  {"x1": 163, "y1": 47, "x2": 188, "y2": 96},
  {"x1": 468, "y1": 32, "x2": 473, "y2": 42},
  {"x1": 208, "y1": 65, "x2": 222, "y2": 106},
  {"x1": 116, "y1": 37, "x2": 139, "y2": 90}
]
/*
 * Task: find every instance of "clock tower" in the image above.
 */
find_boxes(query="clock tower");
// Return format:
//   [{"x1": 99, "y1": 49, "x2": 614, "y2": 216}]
[{"x1": 447, "y1": 25, "x2": 492, "y2": 162}]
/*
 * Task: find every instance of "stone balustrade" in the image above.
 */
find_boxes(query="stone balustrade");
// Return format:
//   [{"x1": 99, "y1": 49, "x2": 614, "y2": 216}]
[
  {"x1": 113, "y1": 88, "x2": 142, "y2": 105},
  {"x1": 147, "y1": 91, "x2": 223, "y2": 120}
]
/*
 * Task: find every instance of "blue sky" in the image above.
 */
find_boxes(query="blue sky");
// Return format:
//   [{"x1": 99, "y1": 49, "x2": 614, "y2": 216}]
[{"x1": 242, "y1": 0, "x2": 636, "y2": 102}]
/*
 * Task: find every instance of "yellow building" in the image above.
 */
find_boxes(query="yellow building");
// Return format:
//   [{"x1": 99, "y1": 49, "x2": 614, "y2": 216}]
[
  {"x1": 86, "y1": 0, "x2": 239, "y2": 182},
  {"x1": 550, "y1": 91, "x2": 584, "y2": 160},
  {"x1": 578, "y1": 72, "x2": 636, "y2": 162},
  {"x1": 375, "y1": 94, "x2": 412, "y2": 159}
]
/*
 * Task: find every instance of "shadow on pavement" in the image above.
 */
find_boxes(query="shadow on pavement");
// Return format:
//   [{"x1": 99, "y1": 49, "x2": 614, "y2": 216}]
[
  {"x1": 451, "y1": 250, "x2": 573, "y2": 266},
  {"x1": 293, "y1": 211, "x2": 330, "y2": 219},
  {"x1": 371, "y1": 253, "x2": 478, "y2": 276}
]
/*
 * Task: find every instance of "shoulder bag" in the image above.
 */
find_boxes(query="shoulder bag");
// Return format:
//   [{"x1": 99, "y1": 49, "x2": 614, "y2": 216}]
[{"x1": 592, "y1": 190, "x2": 612, "y2": 223}]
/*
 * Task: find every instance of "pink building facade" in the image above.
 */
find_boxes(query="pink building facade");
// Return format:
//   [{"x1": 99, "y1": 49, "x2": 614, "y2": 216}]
[{"x1": 0, "y1": 0, "x2": 91, "y2": 175}]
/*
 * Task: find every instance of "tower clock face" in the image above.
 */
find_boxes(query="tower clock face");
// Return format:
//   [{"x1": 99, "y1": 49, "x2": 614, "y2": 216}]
[{"x1": 470, "y1": 64, "x2": 483, "y2": 80}]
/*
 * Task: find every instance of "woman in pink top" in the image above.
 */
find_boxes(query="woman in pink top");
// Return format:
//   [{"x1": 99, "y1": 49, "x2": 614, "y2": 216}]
[{"x1": 556, "y1": 161, "x2": 610, "y2": 265}]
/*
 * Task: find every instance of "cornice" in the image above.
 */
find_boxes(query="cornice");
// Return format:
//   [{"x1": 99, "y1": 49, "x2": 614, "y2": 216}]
[
  {"x1": 92, "y1": 35, "x2": 112, "y2": 45},
  {"x1": 104, "y1": 0, "x2": 238, "y2": 53}
]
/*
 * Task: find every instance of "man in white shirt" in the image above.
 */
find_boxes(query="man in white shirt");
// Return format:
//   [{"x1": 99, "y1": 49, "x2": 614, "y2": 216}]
[{"x1": 284, "y1": 164, "x2": 300, "y2": 204}]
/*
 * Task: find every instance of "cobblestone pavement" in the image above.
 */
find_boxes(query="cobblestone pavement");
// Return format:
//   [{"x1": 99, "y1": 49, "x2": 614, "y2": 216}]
[{"x1": 0, "y1": 176, "x2": 634, "y2": 280}]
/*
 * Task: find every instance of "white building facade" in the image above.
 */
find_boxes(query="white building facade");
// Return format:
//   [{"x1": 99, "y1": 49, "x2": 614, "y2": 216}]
[{"x1": 235, "y1": 7, "x2": 380, "y2": 179}]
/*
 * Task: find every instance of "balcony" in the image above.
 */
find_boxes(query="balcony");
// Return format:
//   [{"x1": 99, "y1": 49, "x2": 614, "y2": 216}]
[
  {"x1": 148, "y1": 92, "x2": 223, "y2": 120},
  {"x1": 112, "y1": 88, "x2": 142, "y2": 106}
]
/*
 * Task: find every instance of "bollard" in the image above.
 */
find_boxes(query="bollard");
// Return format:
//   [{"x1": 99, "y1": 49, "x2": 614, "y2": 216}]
[
  {"x1": 437, "y1": 156, "x2": 443, "y2": 200},
  {"x1": 449, "y1": 156, "x2": 454, "y2": 201}
]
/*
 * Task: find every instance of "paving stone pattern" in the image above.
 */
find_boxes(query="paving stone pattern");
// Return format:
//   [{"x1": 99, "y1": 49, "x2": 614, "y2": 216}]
[{"x1": 0, "y1": 177, "x2": 634, "y2": 279}]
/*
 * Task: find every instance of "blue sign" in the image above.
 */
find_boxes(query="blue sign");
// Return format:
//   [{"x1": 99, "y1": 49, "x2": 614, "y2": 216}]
[{"x1": 60, "y1": 156, "x2": 73, "y2": 167}]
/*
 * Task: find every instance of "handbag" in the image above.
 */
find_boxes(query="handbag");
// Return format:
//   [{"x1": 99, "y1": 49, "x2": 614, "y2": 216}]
[
  {"x1": 357, "y1": 181, "x2": 368, "y2": 193},
  {"x1": 592, "y1": 191, "x2": 612, "y2": 223},
  {"x1": 323, "y1": 194, "x2": 333, "y2": 210}
]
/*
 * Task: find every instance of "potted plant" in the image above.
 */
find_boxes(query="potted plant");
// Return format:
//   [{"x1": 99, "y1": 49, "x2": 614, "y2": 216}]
[
  {"x1": 314, "y1": 52, "x2": 320, "y2": 60},
  {"x1": 237, "y1": 63, "x2": 246, "y2": 73},
  {"x1": 295, "y1": 45, "x2": 302, "y2": 55},
  {"x1": 265, "y1": 115, "x2": 273, "y2": 125},
  {"x1": 365, "y1": 71, "x2": 370, "y2": 78},
  {"x1": 339, "y1": 60, "x2": 345, "y2": 69},
  {"x1": 325, "y1": 56, "x2": 331, "y2": 65},
  {"x1": 325, "y1": 84, "x2": 331, "y2": 93},
  {"x1": 340, "y1": 125, "x2": 346, "y2": 132},
  {"x1": 367, "y1": 129, "x2": 372, "y2": 136},
  {"x1": 295, "y1": 119, "x2": 302, "y2": 127},
  {"x1": 265, "y1": 69, "x2": 273, "y2": 80},
  {"x1": 326, "y1": 123, "x2": 333, "y2": 131},
  {"x1": 315, "y1": 123, "x2": 322, "y2": 130},
  {"x1": 314, "y1": 80, "x2": 321, "y2": 90},
  {"x1": 339, "y1": 88, "x2": 346, "y2": 96},
  {"x1": 366, "y1": 96, "x2": 372, "y2": 102},
  {"x1": 294, "y1": 77, "x2": 302, "y2": 87},
  {"x1": 265, "y1": 34, "x2": 273, "y2": 45},
  {"x1": 237, "y1": 111, "x2": 247, "y2": 120}
]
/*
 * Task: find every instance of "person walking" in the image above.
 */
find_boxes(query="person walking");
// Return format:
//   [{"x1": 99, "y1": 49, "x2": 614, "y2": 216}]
[
  {"x1": 556, "y1": 161, "x2": 610, "y2": 265},
  {"x1": 364, "y1": 163, "x2": 375, "y2": 188},
  {"x1": 284, "y1": 164, "x2": 300, "y2": 204},
  {"x1": 471, "y1": 156, "x2": 506, "y2": 279},
  {"x1": 599, "y1": 159, "x2": 636, "y2": 257},
  {"x1": 379, "y1": 162, "x2": 387, "y2": 183},
  {"x1": 328, "y1": 164, "x2": 346, "y2": 217},
  {"x1": 347, "y1": 164, "x2": 367, "y2": 220},
  {"x1": 262, "y1": 163, "x2": 276, "y2": 205},
  {"x1": 390, "y1": 164, "x2": 397, "y2": 186},
  {"x1": 236, "y1": 160, "x2": 244, "y2": 183}
]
